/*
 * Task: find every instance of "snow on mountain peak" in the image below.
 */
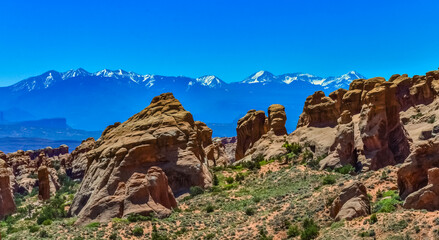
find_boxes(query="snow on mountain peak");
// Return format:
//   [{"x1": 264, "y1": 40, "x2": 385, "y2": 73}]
[
  {"x1": 194, "y1": 75, "x2": 224, "y2": 88},
  {"x1": 242, "y1": 71, "x2": 276, "y2": 84}
]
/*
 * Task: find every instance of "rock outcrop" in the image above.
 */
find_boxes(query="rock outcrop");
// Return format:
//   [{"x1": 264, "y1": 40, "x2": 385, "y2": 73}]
[
  {"x1": 297, "y1": 91, "x2": 340, "y2": 128},
  {"x1": 38, "y1": 166, "x2": 51, "y2": 200},
  {"x1": 268, "y1": 104, "x2": 287, "y2": 135},
  {"x1": 69, "y1": 93, "x2": 212, "y2": 224},
  {"x1": 403, "y1": 168, "x2": 439, "y2": 210},
  {"x1": 4, "y1": 146, "x2": 68, "y2": 195},
  {"x1": 0, "y1": 160, "x2": 15, "y2": 218},
  {"x1": 319, "y1": 110, "x2": 356, "y2": 169},
  {"x1": 397, "y1": 139, "x2": 439, "y2": 199},
  {"x1": 297, "y1": 75, "x2": 415, "y2": 171},
  {"x1": 236, "y1": 104, "x2": 287, "y2": 161},
  {"x1": 330, "y1": 181, "x2": 370, "y2": 221},
  {"x1": 65, "y1": 137, "x2": 95, "y2": 180},
  {"x1": 235, "y1": 110, "x2": 268, "y2": 161}
]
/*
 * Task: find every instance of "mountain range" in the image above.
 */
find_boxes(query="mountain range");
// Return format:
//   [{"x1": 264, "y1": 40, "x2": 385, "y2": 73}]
[{"x1": 0, "y1": 68, "x2": 365, "y2": 138}]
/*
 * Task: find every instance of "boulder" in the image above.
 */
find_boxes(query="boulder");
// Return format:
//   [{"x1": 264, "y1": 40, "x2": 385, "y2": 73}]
[
  {"x1": 0, "y1": 160, "x2": 15, "y2": 218},
  {"x1": 403, "y1": 168, "x2": 439, "y2": 210},
  {"x1": 398, "y1": 140, "x2": 439, "y2": 199},
  {"x1": 330, "y1": 181, "x2": 371, "y2": 221},
  {"x1": 68, "y1": 93, "x2": 212, "y2": 224}
]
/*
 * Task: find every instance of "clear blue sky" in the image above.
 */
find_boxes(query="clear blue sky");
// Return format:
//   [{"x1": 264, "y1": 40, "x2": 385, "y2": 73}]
[{"x1": 1, "y1": 0, "x2": 438, "y2": 86}]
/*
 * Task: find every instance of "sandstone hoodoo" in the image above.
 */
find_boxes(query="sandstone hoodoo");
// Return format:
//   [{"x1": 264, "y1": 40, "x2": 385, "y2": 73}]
[
  {"x1": 0, "y1": 159, "x2": 16, "y2": 219},
  {"x1": 294, "y1": 72, "x2": 433, "y2": 171},
  {"x1": 3, "y1": 146, "x2": 68, "y2": 195},
  {"x1": 235, "y1": 104, "x2": 288, "y2": 161},
  {"x1": 37, "y1": 166, "x2": 51, "y2": 200},
  {"x1": 68, "y1": 93, "x2": 213, "y2": 224}
]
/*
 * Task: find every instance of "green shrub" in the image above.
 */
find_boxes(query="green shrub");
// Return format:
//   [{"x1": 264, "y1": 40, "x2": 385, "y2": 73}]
[
  {"x1": 287, "y1": 225, "x2": 300, "y2": 237},
  {"x1": 235, "y1": 173, "x2": 245, "y2": 182},
  {"x1": 283, "y1": 141, "x2": 302, "y2": 155},
  {"x1": 359, "y1": 230, "x2": 375, "y2": 237},
  {"x1": 109, "y1": 232, "x2": 119, "y2": 240},
  {"x1": 369, "y1": 213, "x2": 378, "y2": 224},
  {"x1": 127, "y1": 213, "x2": 152, "y2": 222},
  {"x1": 301, "y1": 218, "x2": 319, "y2": 240},
  {"x1": 28, "y1": 225, "x2": 40, "y2": 233},
  {"x1": 39, "y1": 230, "x2": 49, "y2": 238},
  {"x1": 245, "y1": 208, "x2": 255, "y2": 216},
  {"x1": 335, "y1": 164, "x2": 355, "y2": 174},
  {"x1": 151, "y1": 225, "x2": 168, "y2": 240},
  {"x1": 205, "y1": 204, "x2": 214, "y2": 213},
  {"x1": 225, "y1": 176, "x2": 234, "y2": 184},
  {"x1": 213, "y1": 174, "x2": 219, "y2": 186},
  {"x1": 258, "y1": 228, "x2": 273, "y2": 240},
  {"x1": 374, "y1": 190, "x2": 402, "y2": 213},
  {"x1": 322, "y1": 175, "x2": 336, "y2": 185},
  {"x1": 132, "y1": 226, "x2": 144, "y2": 237},
  {"x1": 302, "y1": 150, "x2": 314, "y2": 162},
  {"x1": 189, "y1": 186, "x2": 204, "y2": 197},
  {"x1": 253, "y1": 196, "x2": 262, "y2": 203},
  {"x1": 86, "y1": 222, "x2": 100, "y2": 228},
  {"x1": 42, "y1": 219, "x2": 52, "y2": 225},
  {"x1": 428, "y1": 115, "x2": 436, "y2": 123}
]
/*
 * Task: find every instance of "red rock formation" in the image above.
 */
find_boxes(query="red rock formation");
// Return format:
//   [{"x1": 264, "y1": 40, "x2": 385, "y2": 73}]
[
  {"x1": 403, "y1": 167, "x2": 439, "y2": 210},
  {"x1": 297, "y1": 76, "x2": 416, "y2": 171},
  {"x1": 65, "y1": 137, "x2": 95, "y2": 180},
  {"x1": 268, "y1": 104, "x2": 287, "y2": 135},
  {"x1": 68, "y1": 93, "x2": 212, "y2": 224},
  {"x1": 359, "y1": 82, "x2": 411, "y2": 170},
  {"x1": 330, "y1": 181, "x2": 370, "y2": 221},
  {"x1": 397, "y1": 140, "x2": 439, "y2": 199},
  {"x1": 0, "y1": 160, "x2": 16, "y2": 218},
  {"x1": 320, "y1": 110, "x2": 356, "y2": 169},
  {"x1": 38, "y1": 166, "x2": 51, "y2": 200},
  {"x1": 297, "y1": 91, "x2": 339, "y2": 128},
  {"x1": 4, "y1": 145, "x2": 68, "y2": 195},
  {"x1": 235, "y1": 104, "x2": 287, "y2": 161},
  {"x1": 235, "y1": 110, "x2": 268, "y2": 161}
]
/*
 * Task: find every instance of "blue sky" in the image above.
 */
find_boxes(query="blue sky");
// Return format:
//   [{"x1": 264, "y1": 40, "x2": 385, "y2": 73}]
[{"x1": 0, "y1": 0, "x2": 438, "y2": 86}]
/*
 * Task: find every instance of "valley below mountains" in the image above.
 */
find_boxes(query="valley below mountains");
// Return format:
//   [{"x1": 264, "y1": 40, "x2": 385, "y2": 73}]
[{"x1": 2, "y1": 68, "x2": 439, "y2": 239}]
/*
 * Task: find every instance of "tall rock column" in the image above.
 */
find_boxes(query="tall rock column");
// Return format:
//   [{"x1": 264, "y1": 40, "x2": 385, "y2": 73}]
[
  {"x1": 0, "y1": 160, "x2": 16, "y2": 218},
  {"x1": 235, "y1": 110, "x2": 268, "y2": 161},
  {"x1": 38, "y1": 166, "x2": 51, "y2": 200},
  {"x1": 268, "y1": 104, "x2": 287, "y2": 135}
]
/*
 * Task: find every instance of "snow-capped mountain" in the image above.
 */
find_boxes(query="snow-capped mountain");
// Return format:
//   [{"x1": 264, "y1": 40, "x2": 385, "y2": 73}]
[
  {"x1": 1, "y1": 68, "x2": 366, "y2": 137},
  {"x1": 190, "y1": 75, "x2": 225, "y2": 88},
  {"x1": 240, "y1": 70, "x2": 365, "y2": 89},
  {"x1": 241, "y1": 71, "x2": 276, "y2": 84}
]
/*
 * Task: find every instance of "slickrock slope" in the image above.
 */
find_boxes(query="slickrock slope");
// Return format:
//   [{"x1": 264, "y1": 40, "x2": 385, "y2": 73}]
[
  {"x1": 235, "y1": 104, "x2": 288, "y2": 162},
  {"x1": 0, "y1": 159, "x2": 15, "y2": 219},
  {"x1": 68, "y1": 93, "x2": 213, "y2": 224}
]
